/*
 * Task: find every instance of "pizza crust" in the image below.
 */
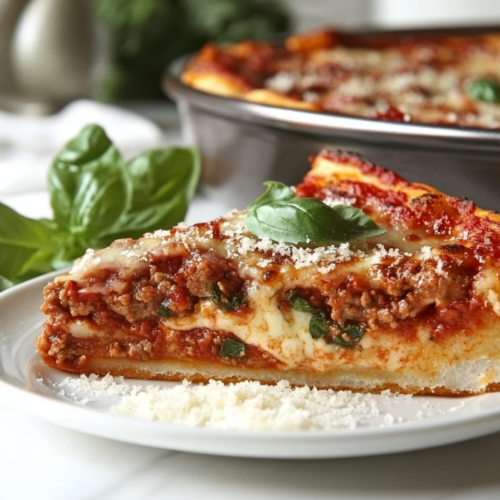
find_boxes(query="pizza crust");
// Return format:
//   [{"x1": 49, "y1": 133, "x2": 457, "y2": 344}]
[{"x1": 38, "y1": 353, "x2": 500, "y2": 396}]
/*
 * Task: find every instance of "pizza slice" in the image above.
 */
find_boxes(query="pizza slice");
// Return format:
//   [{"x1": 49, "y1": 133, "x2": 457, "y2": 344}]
[
  {"x1": 181, "y1": 29, "x2": 500, "y2": 128},
  {"x1": 37, "y1": 151, "x2": 500, "y2": 395}
]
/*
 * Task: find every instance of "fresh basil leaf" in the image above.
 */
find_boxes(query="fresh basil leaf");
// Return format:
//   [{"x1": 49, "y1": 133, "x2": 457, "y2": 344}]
[
  {"x1": 247, "y1": 198, "x2": 385, "y2": 245},
  {"x1": 0, "y1": 274, "x2": 15, "y2": 292},
  {"x1": 220, "y1": 338, "x2": 246, "y2": 358},
  {"x1": 467, "y1": 79, "x2": 500, "y2": 103},
  {"x1": 0, "y1": 204, "x2": 59, "y2": 284},
  {"x1": 0, "y1": 203, "x2": 55, "y2": 250},
  {"x1": 49, "y1": 124, "x2": 117, "y2": 230},
  {"x1": 56, "y1": 123, "x2": 114, "y2": 165},
  {"x1": 1, "y1": 124, "x2": 200, "y2": 290},
  {"x1": 246, "y1": 181, "x2": 295, "y2": 212},
  {"x1": 286, "y1": 291, "x2": 318, "y2": 313},
  {"x1": 331, "y1": 204, "x2": 387, "y2": 239},
  {"x1": 103, "y1": 147, "x2": 200, "y2": 242},
  {"x1": 49, "y1": 236, "x2": 89, "y2": 270},
  {"x1": 49, "y1": 126, "x2": 200, "y2": 248},
  {"x1": 68, "y1": 149, "x2": 126, "y2": 240},
  {"x1": 0, "y1": 243, "x2": 53, "y2": 285},
  {"x1": 49, "y1": 125, "x2": 128, "y2": 243}
]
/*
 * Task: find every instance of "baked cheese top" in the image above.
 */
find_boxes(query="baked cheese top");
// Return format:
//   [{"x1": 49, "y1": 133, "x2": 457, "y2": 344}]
[{"x1": 183, "y1": 29, "x2": 500, "y2": 129}]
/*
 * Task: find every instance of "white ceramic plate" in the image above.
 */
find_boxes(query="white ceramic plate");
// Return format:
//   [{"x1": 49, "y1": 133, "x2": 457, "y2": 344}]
[{"x1": 3, "y1": 272, "x2": 500, "y2": 459}]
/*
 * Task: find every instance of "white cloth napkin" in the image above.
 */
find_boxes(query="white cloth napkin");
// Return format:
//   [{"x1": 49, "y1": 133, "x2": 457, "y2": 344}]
[{"x1": 0, "y1": 100, "x2": 165, "y2": 195}]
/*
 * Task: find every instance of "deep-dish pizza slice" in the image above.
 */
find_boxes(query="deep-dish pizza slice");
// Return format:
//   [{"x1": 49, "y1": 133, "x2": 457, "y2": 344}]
[
  {"x1": 181, "y1": 28, "x2": 500, "y2": 128},
  {"x1": 37, "y1": 150, "x2": 500, "y2": 395}
]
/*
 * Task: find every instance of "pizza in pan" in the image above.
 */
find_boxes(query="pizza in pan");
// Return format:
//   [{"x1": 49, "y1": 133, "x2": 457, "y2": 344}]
[
  {"x1": 182, "y1": 28, "x2": 500, "y2": 128},
  {"x1": 38, "y1": 150, "x2": 500, "y2": 395}
]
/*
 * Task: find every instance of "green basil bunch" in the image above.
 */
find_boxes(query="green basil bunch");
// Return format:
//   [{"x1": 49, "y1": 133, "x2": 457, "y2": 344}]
[{"x1": 0, "y1": 124, "x2": 200, "y2": 291}]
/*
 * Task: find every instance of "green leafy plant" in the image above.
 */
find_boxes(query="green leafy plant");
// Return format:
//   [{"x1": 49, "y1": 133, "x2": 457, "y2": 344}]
[
  {"x1": 0, "y1": 124, "x2": 200, "y2": 291},
  {"x1": 246, "y1": 181, "x2": 385, "y2": 245}
]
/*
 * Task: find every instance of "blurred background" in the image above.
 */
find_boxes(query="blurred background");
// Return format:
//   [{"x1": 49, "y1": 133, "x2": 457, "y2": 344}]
[
  {"x1": 2, "y1": 0, "x2": 500, "y2": 218},
  {"x1": 2, "y1": 0, "x2": 500, "y2": 107}
]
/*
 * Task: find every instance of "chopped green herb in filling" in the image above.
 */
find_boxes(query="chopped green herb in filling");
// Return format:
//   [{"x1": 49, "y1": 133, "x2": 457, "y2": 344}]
[
  {"x1": 327, "y1": 323, "x2": 365, "y2": 348},
  {"x1": 158, "y1": 303, "x2": 173, "y2": 318},
  {"x1": 286, "y1": 291, "x2": 365, "y2": 348},
  {"x1": 211, "y1": 283, "x2": 245, "y2": 311},
  {"x1": 285, "y1": 291, "x2": 317, "y2": 313},
  {"x1": 220, "y1": 338, "x2": 246, "y2": 359},
  {"x1": 309, "y1": 313, "x2": 330, "y2": 339}
]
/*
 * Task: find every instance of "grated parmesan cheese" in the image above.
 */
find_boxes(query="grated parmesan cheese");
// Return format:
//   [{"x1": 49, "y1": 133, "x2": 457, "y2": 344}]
[
  {"x1": 55, "y1": 375, "x2": 466, "y2": 431},
  {"x1": 111, "y1": 380, "x2": 384, "y2": 431}
]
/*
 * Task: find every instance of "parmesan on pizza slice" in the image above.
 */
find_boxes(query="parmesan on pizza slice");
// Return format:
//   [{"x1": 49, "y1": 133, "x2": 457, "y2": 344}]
[{"x1": 38, "y1": 151, "x2": 500, "y2": 395}]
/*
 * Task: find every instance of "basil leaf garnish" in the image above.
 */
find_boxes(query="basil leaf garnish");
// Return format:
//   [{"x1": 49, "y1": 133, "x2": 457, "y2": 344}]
[
  {"x1": 103, "y1": 147, "x2": 200, "y2": 244},
  {"x1": 220, "y1": 338, "x2": 246, "y2": 358},
  {"x1": 467, "y1": 79, "x2": 500, "y2": 104},
  {"x1": 246, "y1": 183, "x2": 385, "y2": 245},
  {"x1": 246, "y1": 181, "x2": 295, "y2": 212}
]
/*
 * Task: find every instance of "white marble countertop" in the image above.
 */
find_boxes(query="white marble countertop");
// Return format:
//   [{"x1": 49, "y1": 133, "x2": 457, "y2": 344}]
[
  {"x1": 1, "y1": 102, "x2": 500, "y2": 500},
  {"x1": 2, "y1": 393, "x2": 500, "y2": 500}
]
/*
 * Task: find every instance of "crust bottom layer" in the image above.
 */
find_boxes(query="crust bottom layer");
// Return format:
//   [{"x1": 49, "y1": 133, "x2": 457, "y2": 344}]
[{"x1": 39, "y1": 355, "x2": 500, "y2": 397}]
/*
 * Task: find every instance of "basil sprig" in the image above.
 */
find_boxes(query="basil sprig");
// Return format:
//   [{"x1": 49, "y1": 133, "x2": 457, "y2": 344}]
[
  {"x1": 286, "y1": 291, "x2": 364, "y2": 348},
  {"x1": 467, "y1": 79, "x2": 500, "y2": 104},
  {"x1": 246, "y1": 181, "x2": 385, "y2": 245},
  {"x1": 0, "y1": 124, "x2": 200, "y2": 291}
]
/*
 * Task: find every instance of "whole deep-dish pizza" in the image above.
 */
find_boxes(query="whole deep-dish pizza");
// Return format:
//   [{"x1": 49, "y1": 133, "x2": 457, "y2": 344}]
[
  {"x1": 37, "y1": 151, "x2": 500, "y2": 395},
  {"x1": 182, "y1": 28, "x2": 500, "y2": 128}
]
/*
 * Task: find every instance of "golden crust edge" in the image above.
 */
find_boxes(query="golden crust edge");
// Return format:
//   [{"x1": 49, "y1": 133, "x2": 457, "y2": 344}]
[
  {"x1": 39, "y1": 355, "x2": 500, "y2": 397},
  {"x1": 309, "y1": 152, "x2": 500, "y2": 228}
]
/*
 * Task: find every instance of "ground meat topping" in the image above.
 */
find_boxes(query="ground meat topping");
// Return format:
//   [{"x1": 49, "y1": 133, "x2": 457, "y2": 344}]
[
  {"x1": 181, "y1": 250, "x2": 244, "y2": 299},
  {"x1": 284, "y1": 251, "x2": 476, "y2": 333}
]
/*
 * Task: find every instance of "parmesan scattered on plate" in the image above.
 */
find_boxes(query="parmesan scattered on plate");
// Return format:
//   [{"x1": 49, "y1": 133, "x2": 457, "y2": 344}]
[
  {"x1": 111, "y1": 380, "x2": 383, "y2": 431},
  {"x1": 56, "y1": 375, "x2": 442, "y2": 431}
]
